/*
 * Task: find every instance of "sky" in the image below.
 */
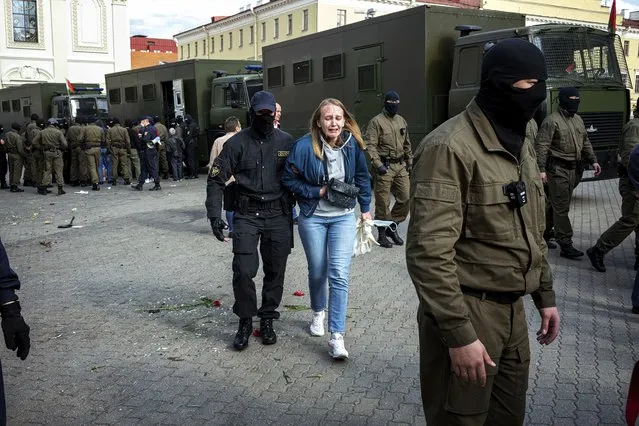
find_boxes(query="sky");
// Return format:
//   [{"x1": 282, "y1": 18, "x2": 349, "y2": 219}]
[{"x1": 128, "y1": 0, "x2": 639, "y2": 39}]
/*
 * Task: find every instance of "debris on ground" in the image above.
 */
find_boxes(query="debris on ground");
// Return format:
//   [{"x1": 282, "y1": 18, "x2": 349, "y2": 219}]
[
  {"x1": 39, "y1": 241, "x2": 52, "y2": 248},
  {"x1": 74, "y1": 191, "x2": 89, "y2": 194},
  {"x1": 167, "y1": 356, "x2": 184, "y2": 361},
  {"x1": 293, "y1": 290, "x2": 305, "y2": 297},
  {"x1": 284, "y1": 304, "x2": 310, "y2": 311},
  {"x1": 252, "y1": 329, "x2": 261, "y2": 337},
  {"x1": 43, "y1": 221, "x2": 52, "y2": 225},
  {"x1": 143, "y1": 297, "x2": 222, "y2": 313},
  {"x1": 306, "y1": 374, "x2": 323, "y2": 379},
  {"x1": 283, "y1": 371, "x2": 292, "y2": 384},
  {"x1": 90, "y1": 366, "x2": 106, "y2": 372},
  {"x1": 57, "y1": 216, "x2": 75, "y2": 229}
]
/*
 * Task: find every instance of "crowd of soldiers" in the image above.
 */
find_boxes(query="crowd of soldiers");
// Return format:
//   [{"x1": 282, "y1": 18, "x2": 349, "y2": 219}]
[{"x1": 0, "y1": 113, "x2": 202, "y2": 194}]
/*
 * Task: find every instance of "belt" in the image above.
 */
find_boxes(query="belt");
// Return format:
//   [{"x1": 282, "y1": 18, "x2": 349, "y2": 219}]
[
  {"x1": 550, "y1": 156, "x2": 577, "y2": 170},
  {"x1": 247, "y1": 198, "x2": 281, "y2": 211},
  {"x1": 111, "y1": 144, "x2": 124, "y2": 148},
  {"x1": 460, "y1": 285, "x2": 523, "y2": 305},
  {"x1": 381, "y1": 157, "x2": 404, "y2": 164}
]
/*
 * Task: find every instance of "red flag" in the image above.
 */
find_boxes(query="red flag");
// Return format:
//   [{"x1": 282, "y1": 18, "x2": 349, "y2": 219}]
[
  {"x1": 65, "y1": 78, "x2": 75, "y2": 94},
  {"x1": 608, "y1": 0, "x2": 617, "y2": 34},
  {"x1": 627, "y1": 361, "x2": 639, "y2": 426}
]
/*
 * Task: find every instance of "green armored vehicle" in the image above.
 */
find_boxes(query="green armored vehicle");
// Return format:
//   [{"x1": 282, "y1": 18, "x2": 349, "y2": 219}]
[
  {"x1": 105, "y1": 59, "x2": 262, "y2": 164},
  {"x1": 263, "y1": 5, "x2": 630, "y2": 179}
]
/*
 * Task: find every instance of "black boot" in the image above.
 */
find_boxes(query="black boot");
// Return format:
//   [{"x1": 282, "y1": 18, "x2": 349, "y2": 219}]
[
  {"x1": 57, "y1": 186, "x2": 66, "y2": 196},
  {"x1": 0, "y1": 181, "x2": 8, "y2": 190},
  {"x1": 233, "y1": 318, "x2": 253, "y2": 351},
  {"x1": 111, "y1": 180, "x2": 117, "y2": 186},
  {"x1": 149, "y1": 183, "x2": 161, "y2": 191},
  {"x1": 586, "y1": 246, "x2": 606, "y2": 272},
  {"x1": 560, "y1": 244, "x2": 584, "y2": 259},
  {"x1": 260, "y1": 319, "x2": 277, "y2": 345},
  {"x1": 10, "y1": 185, "x2": 24, "y2": 193},
  {"x1": 634, "y1": 257, "x2": 639, "y2": 271},
  {"x1": 37, "y1": 186, "x2": 48, "y2": 195},
  {"x1": 124, "y1": 179, "x2": 130, "y2": 185},
  {"x1": 386, "y1": 224, "x2": 404, "y2": 246},
  {"x1": 543, "y1": 230, "x2": 557, "y2": 249},
  {"x1": 92, "y1": 183, "x2": 100, "y2": 191},
  {"x1": 377, "y1": 227, "x2": 393, "y2": 248},
  {"x1": 70, "y1": 181, "x2": 79, "y2": 187},
  {"x1": 132, "y1": 183, "x2": 143, "y2": 191}
]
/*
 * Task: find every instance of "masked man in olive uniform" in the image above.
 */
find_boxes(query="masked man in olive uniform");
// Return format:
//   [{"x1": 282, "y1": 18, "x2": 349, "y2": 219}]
[
  {"x1": 33, "y1": 119, "x2": 67, "y2": 195},
  {"x1": 407, "y1": 39, "x2": 560, "y2": 425},
  {"x1": 106, "y1": 118, "x2": 131, "y2": 185},
  {"x1": 535, "y1": 87, "x2": 601, "y2": 259},
  {"x1": 3, "y1": 123, "x2": 26, "y2": 192},
  {"x1": 22, "y1": 114, "x2": 39, "y2": 187},
  {"x1": 83, "y1": 118, "x2": 105, "y2": 191},
  {"x1": 153, "y1": 116, "x2": 170, "y2": 180},
  {"x1": 587, "y1": 107, "x2": 639, "y2": 272},
  {"x1": 364, "y1": 91, "x2": 412, "y2": 248},
  {"x1": 66, "y1": 117, "x2": 87, "y2": 187}
]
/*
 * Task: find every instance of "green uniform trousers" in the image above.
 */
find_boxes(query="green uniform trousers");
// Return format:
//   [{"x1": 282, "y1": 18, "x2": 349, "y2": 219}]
[
  {"x1": 547, "y1": 166, "x2": 576, "y2": 246},
  {"x1": 596, "y1": 176, "x2": 639, "y2": 256},
  {"x1": 33, "y1": 150, "x2": 45, "y2": 187},
  {"x1": 373, "y1": 162, "x2": 410, "y2": 223},
  {"x1": 418, "y1": 297, "x2": 529, "y2": 426},
  {"x1": 7, "y1": 154, "x2": 24, "y2": 187},
  {"x1": 41, "y1": 151, "x2": 64, "y2": 186},
  {"x1": 70, "y1": 147, "x2": 88, "y2": 183},
  {"x1": 110, "y1": 147, "x2": 130, "y2": 181},
  {"x1": 84, "y1": 147, "x2": 101, "y2": 184},
  {"x1": 158, "y1": 145, "x2": 169, "y2": 178},
  {"x1": 129, "y1": 149, "x2": 140, "y2": 180},
  {"x1": 23, "y1": 151, "x2": 35, "y2": 184}
]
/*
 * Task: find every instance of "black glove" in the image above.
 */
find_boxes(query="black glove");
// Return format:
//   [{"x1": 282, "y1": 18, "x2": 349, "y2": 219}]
[
  {"x1": 210, "y1": 217, "x2": 226, "y2": 242},
  {"x1": 377, "y1": 165, "x2": 388, "y2": 175},
  {"x1": 1, "y1": 302, "x2": 30, "y2": 360},
  {"x1": 406, "y1": 163, "x2": 412, "y2": 174}
]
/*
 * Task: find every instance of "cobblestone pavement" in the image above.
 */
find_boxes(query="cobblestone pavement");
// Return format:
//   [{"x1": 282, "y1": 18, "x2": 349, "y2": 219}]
[{"x1": 0, "y1": 176, "x2": 636, "y2": 425}]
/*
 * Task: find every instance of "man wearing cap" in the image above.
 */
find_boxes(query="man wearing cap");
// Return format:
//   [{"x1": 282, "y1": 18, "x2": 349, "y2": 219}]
[
  {"x1": 33, "y1": 118, "x2": 68, "y2": 195},
  {"x1": 206, "y1": 91, "x2": 295, "y2": 351},
  {"x1": 407, "y1": 39, "x2": 560, "y2": 423},
  {"x1": 364, "y1": 90, "x2": 412, "y2": 249},
  {"x1": 153, "y1": 115, "x2": 170, "y2": 180},
  {"x1": 106, "y1": 117, "x2": 131, "y2": 186},
  {"x1": 132, "y1": 116, "x2": 161, "y2": 191},
  {"x1": 535, "y1": 87, "x2": 601, "y2": 259}
]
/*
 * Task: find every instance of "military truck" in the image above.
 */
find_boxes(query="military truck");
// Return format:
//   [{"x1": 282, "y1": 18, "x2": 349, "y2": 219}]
[
  {"x1": 0, "y1": 82, "x2": 108, "y2": 127},
  {"x1": 105, "y1": 59, "x2": 262, "y2": 164},
  {"x1": 263, "y1": 5, "x2": 631, "y2": 179}
]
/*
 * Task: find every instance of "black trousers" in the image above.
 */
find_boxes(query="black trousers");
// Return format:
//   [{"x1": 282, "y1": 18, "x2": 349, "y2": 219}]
[
  {"x1": 186, "y1": 142, "x2": 198, "y2": 177},
  {"x1": 138, "y1": 149, "x2": 160, "y2": 185},
  {"x1": 0, "y1": 153, "x2": 7, "y2": 185},
  {"x1": 232, "y1": 213, "x2": 292, "y2": 320}
]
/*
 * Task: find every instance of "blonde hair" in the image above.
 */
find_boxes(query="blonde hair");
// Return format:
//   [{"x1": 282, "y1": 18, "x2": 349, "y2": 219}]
[{"x1": 309, "y1": 98, "x2": 365, "y2": 159}]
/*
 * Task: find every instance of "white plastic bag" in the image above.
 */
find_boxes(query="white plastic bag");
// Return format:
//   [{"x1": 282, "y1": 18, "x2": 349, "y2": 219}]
[{"x1": 353, "y1": 218, "x2": 379, "y2": 257}]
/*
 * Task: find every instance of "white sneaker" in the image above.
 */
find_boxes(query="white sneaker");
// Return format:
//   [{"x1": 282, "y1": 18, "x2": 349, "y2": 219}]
[
  {"x1": 328, "y1": 333, "x2": 349, "y2": 359},
  {"x1": 310, "y1": 311, "x2": 325, "y2": 336},
  {"x1": 145, "y1": 178, "x2": 152, "y2": 184}
]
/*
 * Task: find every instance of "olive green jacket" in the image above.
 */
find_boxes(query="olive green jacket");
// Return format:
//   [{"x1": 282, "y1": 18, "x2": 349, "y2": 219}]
[
  {"x1": 66, "y1": 124, "x2": 85, "y2": 149},
  {"x1": 83, "y1": 123, "x2": 104, "y2": 147},
  {"x1": 535, "y1": 110, "x2": 596, "y2": 171},
  {"x1": 106, "y1": 124, "x2": 131, "y2": 150},
  {"x1": 3, "y1": 130, "x2": 25, "y2": 156},
  {"x1": 364, "y1": 110, "x2": 412, "y2": 169},
  {"x1": 620, "y1": 118, "x2": 639, "y2": 168},
  {"x1": 33, "y1": 126, "x2": 67, "y2": 151},
  {"x1": 406, "y1": 100, "x2": 555, "y2": 349},
  {"x1": 25, "y1": 121, "x2": 38, "y2": 145}
]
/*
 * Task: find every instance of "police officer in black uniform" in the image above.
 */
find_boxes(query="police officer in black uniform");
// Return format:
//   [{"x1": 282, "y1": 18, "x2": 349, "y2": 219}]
[
  {"x1": 0, "y1": 124, "x2": 8, "y2": 190},
  {"x1": 206, "y1": 91, "x2": 295, "y2": 351}
]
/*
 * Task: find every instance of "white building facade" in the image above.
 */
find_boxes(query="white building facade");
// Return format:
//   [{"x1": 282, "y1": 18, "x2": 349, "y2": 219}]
[{"x1": 0, "y1": 0, "x2": 130, "y2": 89}]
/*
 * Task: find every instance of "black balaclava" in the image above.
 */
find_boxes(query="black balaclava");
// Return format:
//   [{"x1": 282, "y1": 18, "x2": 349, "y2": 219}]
[
  {"x1": 475, "y1": 38, "x2": 548, "y2": 157},
  {"x1": 558, "y1": 87, "x2": 580, "y2": 116},
  {"x1": 250, "y1": 109, "x2": 275, "y2": 135},
  {"x1": 11, "y1": 123, "x2": 21, "y2": 132},
  {"x1": 384, "y1": 90, "x2": 400, "y2": 116}
]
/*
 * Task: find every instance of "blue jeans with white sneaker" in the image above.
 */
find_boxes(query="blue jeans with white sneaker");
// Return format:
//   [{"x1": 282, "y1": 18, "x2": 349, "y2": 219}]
[{"x1": 298, "y1": 212, "x2": 356, "y2": 333}]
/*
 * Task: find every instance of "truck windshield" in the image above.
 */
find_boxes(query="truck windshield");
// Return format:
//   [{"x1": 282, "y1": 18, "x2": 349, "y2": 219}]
[
  {"x1": 532, "y1": 30, "x2": 624, "y2": 87},
  {"x1": 246, "y1": 81, "x2": 263, "y2": 100},
  {"x1": 71, "y1": 97, "x2": 109, "y2": 119}
]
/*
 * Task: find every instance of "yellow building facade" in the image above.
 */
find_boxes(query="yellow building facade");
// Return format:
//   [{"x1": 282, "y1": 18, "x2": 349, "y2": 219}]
[{"x1": 174, "y1": 0, "x2": 416, "y2": 61}]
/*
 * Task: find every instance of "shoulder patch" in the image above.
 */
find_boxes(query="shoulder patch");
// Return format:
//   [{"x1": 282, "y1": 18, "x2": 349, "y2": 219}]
[
  {"x1": 277, "y1": 150, "x2": 290, "y2": 158},
  {"x1": 209, "y1": 165, "x2": 220, "y2": 177}
]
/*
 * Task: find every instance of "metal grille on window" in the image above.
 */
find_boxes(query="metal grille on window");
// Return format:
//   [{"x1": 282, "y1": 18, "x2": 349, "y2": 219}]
[
  {"x1": 109, "y1": 89, "x2": 121, "y2": 104},
  {"x1": 125, "y1": 87, "x2": 137, "y2": 103},
  {"x1": 1, "y1": 101, "x2": 10, "y2": 112},
  {"x1": 293, "y1": 60, "x2": 312, "y2": 84},
  {"x1": 12, "y1": 0, "x2": 38, "y2": 43},
  {"x1": 11, "y1": 100, "x2": 20, "y2": 112},
  {"x1": 531, "y1": 28, "x2": 631, "y2": 90},
  {"x1": 267, "y1": 66, "x2": 284, "y2": 87},
  {"x1": 142, "y1": 84, "x2": 156, "y2": 101},
  {"x1": 323, "y1": 54, "x2": 344, "y2": 80},
  {"x1": 358, "y1": 65, "x2": 376, "y2": 91}
]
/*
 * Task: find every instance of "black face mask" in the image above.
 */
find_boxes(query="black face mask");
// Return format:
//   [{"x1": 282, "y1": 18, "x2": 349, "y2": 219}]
[
  {"x1": 475, "y1": 39, "x2": 548, "y2": 157},
  {"x1": 251, "y1": 113, "x2": 275, "y2": 135},
  {"x1": 559, "y1": 98, "x2": 580, "y2": 116},
  {"x1": 384, "y1": 103, "x2": 399, "y2": 116}
]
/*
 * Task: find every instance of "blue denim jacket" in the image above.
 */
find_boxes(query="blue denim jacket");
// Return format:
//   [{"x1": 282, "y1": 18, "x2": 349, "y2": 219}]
[{"x1": 282, "y1": 132, "x2": 372, "y2": 217}]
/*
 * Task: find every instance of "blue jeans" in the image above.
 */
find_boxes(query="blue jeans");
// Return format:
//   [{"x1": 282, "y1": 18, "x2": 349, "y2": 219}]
[
  {"x1": 226, "y1": 210, "x2": 234, "y2": 233},
  {"x1": 298, "y1": 212, "x2": 356, "y2": 333},
  {"x1": 99, "y1": 148, "x2": 112, "y2": 183},
  {"x1": 633, "y1": 270, "x2": 639, "y2": 308}
]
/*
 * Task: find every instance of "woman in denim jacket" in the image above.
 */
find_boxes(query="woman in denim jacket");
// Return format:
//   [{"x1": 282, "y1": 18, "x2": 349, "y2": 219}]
[{"x1": 282, "y1": 98, "x2": 372, "y2": 359}]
